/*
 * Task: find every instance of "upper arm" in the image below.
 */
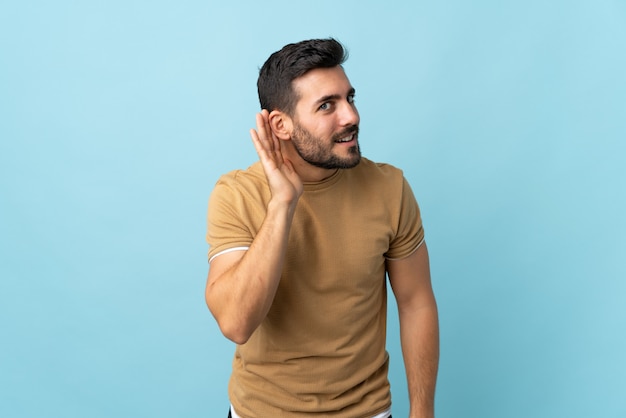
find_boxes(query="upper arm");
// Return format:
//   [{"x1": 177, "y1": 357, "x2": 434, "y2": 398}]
[
  {"x1": 205, "y1": 250, "x2": 246, "y2": 306},
  {"x1": 387, "y1": 243, "x2": 436, "y2": 311}
]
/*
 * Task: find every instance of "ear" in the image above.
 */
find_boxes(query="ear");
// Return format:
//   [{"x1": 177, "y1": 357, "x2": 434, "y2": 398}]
[{"x1": 268, "y1": 110, "x2": 293, "y2": 140}]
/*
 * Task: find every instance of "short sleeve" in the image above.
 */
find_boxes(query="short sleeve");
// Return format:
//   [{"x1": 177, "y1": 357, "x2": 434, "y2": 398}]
[
  {"x1": 385, "y1": 177, "x2": 424, "y2": 260},
  {"x1": 206, "y1": 178, "x2": 254, "y2": 262}
]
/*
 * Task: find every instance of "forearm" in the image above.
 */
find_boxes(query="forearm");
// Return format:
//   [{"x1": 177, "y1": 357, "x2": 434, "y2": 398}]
[
  {"x1": 399, "y1": 303, "x2": 439, "y2": 418},
  {"x1": 206, "y1": 199, "x2": 296, "y2": 344}
]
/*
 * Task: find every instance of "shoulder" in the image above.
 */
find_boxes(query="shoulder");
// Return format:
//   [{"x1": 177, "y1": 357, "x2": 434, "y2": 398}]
[
  {"x1": 214, "y1": 161, "x2": 265, "y2": 188},
  {"x1": 212, "y1": 162, "x2": 268, "y2": 198},
  {"x1": 346, "y1": 159, "x2": 420, "y2": 214}
]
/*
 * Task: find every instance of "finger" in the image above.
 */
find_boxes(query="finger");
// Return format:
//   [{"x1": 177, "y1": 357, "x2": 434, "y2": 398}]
[
  {"x1": 251, "y1": 114, "x2": 274, "y2": 158},
  {"x1": 251, "y1": 127, "x2": 279, "y2": 170},
  {"x1": 253, "y1": 113, "x2": 269, "y2": 150},
  {"x1": 256, "y1": 110, "x2": 274, "y2": 153},
  {"x1": 250, "y1": 117, "x2": 269, "y2": 156},
  {"x1": 282, "y1": 157, "x2": 295, "y2": 173},
  {"x1": 260, "y1": 110, "x2": 287, "y2": 166},
  {"x1": 269, "y1": 127, "x2": 285, "y2": 166},
  {"x1": 250, "y1": 127, "x2": 265, "y2": 157}
]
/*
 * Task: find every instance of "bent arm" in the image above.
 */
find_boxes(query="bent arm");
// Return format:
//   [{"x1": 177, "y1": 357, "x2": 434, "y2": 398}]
[
  {"x1": 205, "y1": 110, "x2": 303, "y2": 345},
  {"x1": 205, "y1": 199, "x2": 296, "y2": 344},
  {"x1": 387, "y1": 243, "x2": 439, "y2": 418}
]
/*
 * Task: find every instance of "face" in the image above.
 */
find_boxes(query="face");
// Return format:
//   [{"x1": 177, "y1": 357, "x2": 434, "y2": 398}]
[{"x1": 289, "y1": 66, "x2": 361, "y2": 170}]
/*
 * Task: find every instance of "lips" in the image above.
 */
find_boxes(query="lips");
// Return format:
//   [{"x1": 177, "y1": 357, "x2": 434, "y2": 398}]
[
  {"x1": 335, "y1": 134, "x2": 355, "y2": 143},
  {"x1": 333, "y1": 126, "x2": 359, "y2": 143}
]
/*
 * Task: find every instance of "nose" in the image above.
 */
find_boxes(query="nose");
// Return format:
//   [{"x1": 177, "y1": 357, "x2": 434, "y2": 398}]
[{"x1": 339, "y1": 100, "x2": 360, "y2": 127}]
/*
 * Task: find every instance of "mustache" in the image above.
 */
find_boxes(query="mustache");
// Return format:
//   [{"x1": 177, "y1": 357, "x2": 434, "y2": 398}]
[{"x1": 333, "y1": 125, "x2": 359, "y2": 141}]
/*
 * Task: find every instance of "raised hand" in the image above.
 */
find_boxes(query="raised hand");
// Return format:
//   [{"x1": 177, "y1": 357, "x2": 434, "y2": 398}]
[
  {"x1": 250, "y1": 110, "x2": 303, "y2": 206},
  {"x1": 206, "y1": 111, "x2": 304, "y2": 345}
]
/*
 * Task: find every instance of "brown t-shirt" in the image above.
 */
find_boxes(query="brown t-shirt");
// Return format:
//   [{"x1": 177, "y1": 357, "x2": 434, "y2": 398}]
[{"x1": 207, "y1": 158, "x2": 424, "y2": 417}]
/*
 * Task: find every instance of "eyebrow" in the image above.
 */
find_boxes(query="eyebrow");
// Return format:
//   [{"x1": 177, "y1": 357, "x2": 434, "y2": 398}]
[{"x1": 314, "y1": 87, "x2": 356, "y2": 106}]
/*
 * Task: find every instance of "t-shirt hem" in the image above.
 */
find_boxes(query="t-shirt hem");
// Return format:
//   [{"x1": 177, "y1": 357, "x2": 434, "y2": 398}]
[{"x1": 230, "y1": 404, "x2": 392, "y2": 418}]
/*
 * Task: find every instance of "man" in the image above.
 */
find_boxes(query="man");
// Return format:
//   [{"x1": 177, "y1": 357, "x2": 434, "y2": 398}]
[{"x1": 205, "y1": 38, "x2": 439, "y2": 418}]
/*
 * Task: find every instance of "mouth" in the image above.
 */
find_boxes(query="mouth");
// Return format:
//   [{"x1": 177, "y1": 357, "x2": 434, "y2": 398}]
[
  {"x1": 334, "y1": 127, "x2": 359, "y2": 144},
  {"x1": 335, "y1": 133, "x2": 356, "y2": 144}
]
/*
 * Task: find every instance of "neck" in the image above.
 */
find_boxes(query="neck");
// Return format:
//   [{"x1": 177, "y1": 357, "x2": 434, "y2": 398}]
[{"x1": 293, "y1": 160, "x2": 338, "y2": 183}]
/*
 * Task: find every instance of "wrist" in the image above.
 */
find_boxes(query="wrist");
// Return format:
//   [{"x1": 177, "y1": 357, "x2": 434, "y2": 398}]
[{"x1": 267, "y1": 197, "x2": 298, "y2": 218}]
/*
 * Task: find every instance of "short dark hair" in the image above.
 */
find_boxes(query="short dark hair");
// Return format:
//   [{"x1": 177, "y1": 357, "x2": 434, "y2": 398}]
[{"x1": 257, "y1": 38, "x2": 348, "y2": 115}]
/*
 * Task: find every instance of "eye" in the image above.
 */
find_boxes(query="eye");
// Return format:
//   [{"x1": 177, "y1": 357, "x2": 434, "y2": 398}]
[
  {"x1": 319, "y1": 102, "x2": 331, "y2": 111},
  {"x1": 347, "y1": 94, "x2": 356, "y2": 104}
]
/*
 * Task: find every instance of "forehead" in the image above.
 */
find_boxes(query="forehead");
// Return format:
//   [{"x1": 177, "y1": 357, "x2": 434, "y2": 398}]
[{"x1": 292, "y1": 66, "x2": 353, "y2": 103}]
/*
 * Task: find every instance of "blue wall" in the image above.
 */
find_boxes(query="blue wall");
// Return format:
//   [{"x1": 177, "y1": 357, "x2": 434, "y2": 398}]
[{"x1": 1, "y1": 1, "x2": 624, "y2": 417}]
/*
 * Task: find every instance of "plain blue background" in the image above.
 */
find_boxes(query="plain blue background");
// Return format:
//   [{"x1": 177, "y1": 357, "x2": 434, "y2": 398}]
[{"x1": 1, "y1": 1, "x2": 625, "y2": 417}]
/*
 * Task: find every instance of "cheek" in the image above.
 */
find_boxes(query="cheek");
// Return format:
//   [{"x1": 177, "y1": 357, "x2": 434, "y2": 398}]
[
  {"x1": 314, "y1": 120, "x2": 337, "y2": 137},
  {"x1": 301, "y1": 124, "x2": 329, "y2": 141},
  {"x1": 298, "y1": 116, "x2": 337, "y2": 140}
]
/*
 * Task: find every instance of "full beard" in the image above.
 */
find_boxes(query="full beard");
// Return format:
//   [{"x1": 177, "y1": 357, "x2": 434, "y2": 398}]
[{"x1": 291, "y1": 124, "x2": 361, "y2": 170}]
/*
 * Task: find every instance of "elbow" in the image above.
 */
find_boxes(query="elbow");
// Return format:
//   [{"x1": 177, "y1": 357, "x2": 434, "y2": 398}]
[
  {"x1": 205, "y1": 285, "x2": 256, "y2": 344},
  {"x1": 222, "y1": 325, "x2": 252, "y2": 345},
  {"x1": 217, "y1": 318, "x2": 253, "y2": 345},
  {"x1": 206, "y1": 297, "x2": 254, "y2": 344}
]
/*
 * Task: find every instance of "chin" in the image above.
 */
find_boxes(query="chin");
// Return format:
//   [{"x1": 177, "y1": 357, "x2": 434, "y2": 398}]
[{"x1": 338, "y1": 153, "x2": 361, "y2": 169}]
